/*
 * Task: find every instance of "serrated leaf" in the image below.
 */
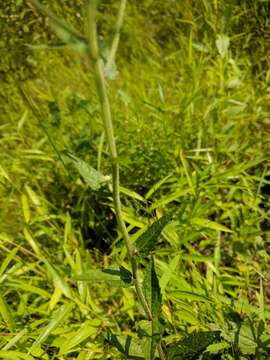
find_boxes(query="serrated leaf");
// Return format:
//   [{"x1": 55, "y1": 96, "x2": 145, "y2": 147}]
[
  {"x1": 190, "y1": 217, "x2": 232, "y2": 233},
  {"x1": 166, "y1": 331, "x2": 220, "y2": 360},
  {"x1": 238, "y1": 324, "x2": 257, "y2": 355},
  {"x1": 66, "y1": 153, "x2": 109, "y2": 190},
  {"x1": 142, "y1": 257, "x2": 162, "y2": 360},
  {"x1": 136, "y1": 214, "x2": 171, "y2": 257}
]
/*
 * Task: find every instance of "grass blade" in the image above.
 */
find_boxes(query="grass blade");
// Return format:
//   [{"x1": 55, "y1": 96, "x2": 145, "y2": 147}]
[
  {"x1": 0, "y1": 291, "x2": 15, "y2": 332},
  {"x1": 30, "y1": 303, "x2": 74, "y2": 353}
]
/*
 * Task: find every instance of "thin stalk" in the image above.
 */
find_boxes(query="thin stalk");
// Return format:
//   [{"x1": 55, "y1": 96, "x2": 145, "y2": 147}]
[
  {"x1": 86, "y1": 0, "x2": 152, "y2": 321},
  {"x1": 26, "y1": 0, "x2": 86, "y2": 43},
  {"x1": 104, "y1": 0, "x2": 127, "y2": 75},
  {"x1": 19, "y1": 85, "x2": 68, "y2": 173},
  {"x1": 158, "y1": 343, "x2": 166, "y2": 360}
]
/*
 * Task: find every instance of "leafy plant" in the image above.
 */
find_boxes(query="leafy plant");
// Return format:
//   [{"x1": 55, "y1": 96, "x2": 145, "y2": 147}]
[{"x1": 0, "y1": 0, "x2": 269, "y2": 359}]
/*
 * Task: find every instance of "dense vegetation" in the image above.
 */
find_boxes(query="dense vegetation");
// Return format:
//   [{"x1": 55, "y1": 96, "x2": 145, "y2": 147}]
[{"x1": 0, "y1": 0, "x2": 270, "y2": 359}]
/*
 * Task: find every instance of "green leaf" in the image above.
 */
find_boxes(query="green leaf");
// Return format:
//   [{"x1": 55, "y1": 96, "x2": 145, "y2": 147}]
[
  {"x1": 159, "y1": 255, "x2": 180, "y2": 294},
  {"x1": 65, "y1": 153, "x2": 110, "y2": 190},
  {"x1": 30, "y1": 303, "x2": 74, "y2": 353},
  {"x1": 136, "y1": 214, "x2": 171, "y2": 257},
  {"x1": 145, "y1": 173, "x2": 172, "y2": 200},
  {"x1": 119, "y1": 266, "x2": 133, "y2": 284},
  {"x1": 142, "y1": 257, "x2": 162, "y2": 360},
  {"x1": 59, "y1": 319, "x2": 101, "y2": 354},
  {"x1": 238, "y1": 324, "x2": 257, "y2": 355},
  {"x1": 5, "y1": 281, "x2": 50, "y2": 298},
  {"x1": 206, "y1": 341, "x2": 231, "y2": 354},
  {"x1": 0, "y1": 247, "x2": 18, "y2": 277},
  {"x1": 190, "y1": 217, "x2": 232, "y2": 233},
  {"x1": 44, "y1": 259, "x2": 72, "y2": 298},
  {"x1": 75, "y1": 267, "x2": 133, "y2": 288},
  {"x1": 108, "y1": 334, "x2": 126, "y2": 355},
  {"x1": 2, "y1": 328, "x2": 28, "y2": 351},
  {"x1": 108, "y1": 333, "x2": 144, "y2": 359},
  {"x1": 172, "y1": 290, "x2": 213, "y2": 303},
  {"x1": 166, "y1": 331, "x2": 220, "y2": 359},
  {"x1": 120, "y1": 186, "x2": 145, "y2": 202},
  {"x1": 149, "y1": 189, "x2": 190, "y2": 211},
  {"x1": 0, "y1": 291, "x2": 15, "y2": 332},
  {"x1": 0, "y1": 351, "x2": 34, "y2": 360}
]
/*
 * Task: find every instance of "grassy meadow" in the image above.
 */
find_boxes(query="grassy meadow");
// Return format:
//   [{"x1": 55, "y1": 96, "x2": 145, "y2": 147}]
[{"x1": 0, "y1": 0, "x2": 270, "y2": 359}]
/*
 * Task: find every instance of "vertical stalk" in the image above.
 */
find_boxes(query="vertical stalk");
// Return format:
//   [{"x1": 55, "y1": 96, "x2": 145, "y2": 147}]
[
  {"x1": 86, "y1": 0, "x2": 152, "y2": 321},
  {"x1": 104, "y1": 0, "x2": 127, "y2": 75}
]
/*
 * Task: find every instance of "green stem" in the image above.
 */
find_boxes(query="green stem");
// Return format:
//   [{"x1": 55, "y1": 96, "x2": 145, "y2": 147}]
[
  {"x1": 158, "y1": 343, "x2": 166, "y2": 360},
  {"x1": 104, "y1": 0, "x2": 127, "y2": 75},
  {"x1": 26, "y1": 0, "x2": 86, "y2": 43},
  {"x1": 86, "y1": 0, "x2": 152, "y2": 321}
]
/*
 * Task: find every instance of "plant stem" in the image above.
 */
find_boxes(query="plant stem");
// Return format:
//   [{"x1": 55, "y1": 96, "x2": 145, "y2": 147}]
[
  {"x1": 86, "y1": 0, "x2": 152, "y2": 321},
  {"x1": 158, "y1": 343, "x2": 166, "y2": 360},
  {"x1": 104, "y1": 0, "x2": 127, "y2": 75},
  {"x1": 26, "y1": 0, "x2": 86, "y2": 43}
]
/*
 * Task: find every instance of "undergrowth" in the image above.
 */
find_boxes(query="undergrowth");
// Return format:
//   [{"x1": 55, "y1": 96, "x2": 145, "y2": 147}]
[{"x1": 0, "y1": 0, "x2": 270, "y2": 359}]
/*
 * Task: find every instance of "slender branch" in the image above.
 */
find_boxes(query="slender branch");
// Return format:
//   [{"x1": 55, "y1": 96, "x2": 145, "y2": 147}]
[
  {"x1": 26, "y1": 0, "x2": 86, "y2": 44},
  {"x1": 104, "y1": 0, "x2": 127, "y2": 75},
  {"x1": 86, "y1": 0, "x2": 152, "y2": 321},
  {"x1": 19, "y1": 85, "x2": 68, "y2": 173},
  {"x1": 158, "y1": 343, "x2": 166, "y2": 360}
]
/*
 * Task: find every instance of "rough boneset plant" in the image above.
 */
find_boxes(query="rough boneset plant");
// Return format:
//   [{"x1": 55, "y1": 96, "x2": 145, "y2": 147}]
[{"x1": 25, "y1": 0, "x2": 169, "y2": 358}]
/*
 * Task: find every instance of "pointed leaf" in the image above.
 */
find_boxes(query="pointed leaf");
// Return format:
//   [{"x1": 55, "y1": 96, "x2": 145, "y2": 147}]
[
  {"x1": 166, "y1": 331, "x2": 220, "y2": 360},
  {"x1": 66, "y1": 153, "x2": 109, "y2": 190},
  {"x1": 75, "y1": 267, "x2": 133, "y2": 288},
  {"x1": 136, "y1": 214, "x2": 171, "y2": 257},
  {"x1": 108, "y1": 334, "x2": 126, "y2": 355},
  {"x1": 59, "y1": 319, "x2": 101, "y2": 354},
  {"x1": 44, "y1": 259, "x2": 71, "y2": 298},
  {"x1": 190, "y1": 217, "x2": 232, "y2": 233},
  {"x1": 30, "y1": 303, "x2": 74, "y2": 353},
  {"x1": 0, "y1": 351, "x2": 34, "y2": 360},
  {"x1": 119, "y1": 266, "x2": 133, "y2": 284},
  {"x1": 0, "y1": 291, "x2": 15, "y2": 332},
  {"x1": 120, "y1": 186, "x2": 145, "y2": 202},
  {"x1": 142, "y1": 257, "x2": 162, "y2": 359},
  {"x1": 21, "y1": 194, "x2": 30, "y2": 223},
  {"x1": 108, "y1": 333, "x2": 144, "y2": 359}
]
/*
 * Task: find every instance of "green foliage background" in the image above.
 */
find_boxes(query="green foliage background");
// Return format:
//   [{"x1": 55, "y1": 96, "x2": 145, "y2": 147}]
[{"x1": 0, "y1": 0, "x2": 270, "y2": 359}]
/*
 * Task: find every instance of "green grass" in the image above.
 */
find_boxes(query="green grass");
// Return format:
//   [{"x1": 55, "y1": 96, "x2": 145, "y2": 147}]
[{"x1": 0, "y1": 1, "x2": 270, "y2": 359}]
